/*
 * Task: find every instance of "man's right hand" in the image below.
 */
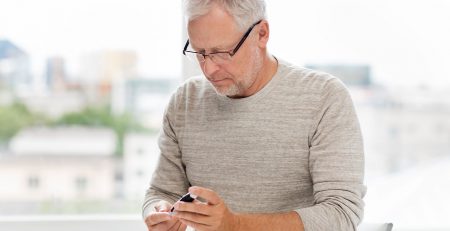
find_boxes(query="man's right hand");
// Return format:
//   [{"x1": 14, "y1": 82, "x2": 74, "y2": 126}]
[{"x1": 145, "y1": 200, "x2": 187, "y2": 231}]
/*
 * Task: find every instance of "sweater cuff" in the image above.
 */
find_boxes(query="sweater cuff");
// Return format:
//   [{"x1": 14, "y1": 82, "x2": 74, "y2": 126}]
[
  {"x1": 142, "y1": 200, "x2": 162, "y2": 220},
  {"x1": 295, "y1": 206, "x2": 329, "y2": 231}
]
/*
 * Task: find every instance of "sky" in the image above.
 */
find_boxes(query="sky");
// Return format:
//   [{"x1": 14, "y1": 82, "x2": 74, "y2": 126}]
[
  {"x1": 1, "y1": 0, "x2": 450, "y2": 88},
  {"x1": 0, "y1": 0, "x2": 182, "y2": 79},
  {"x1": 266, "y1": 0, "x2": 450, "y2": 88}
]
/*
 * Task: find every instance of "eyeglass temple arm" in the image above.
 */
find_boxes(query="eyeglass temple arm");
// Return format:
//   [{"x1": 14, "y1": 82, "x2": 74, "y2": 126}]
[
  {"x1": 231, "y1": 20, "x2": 263, "y2": 56},
  {"x1": 183, "y1": 40, "x2": 190, "y2": 55}
]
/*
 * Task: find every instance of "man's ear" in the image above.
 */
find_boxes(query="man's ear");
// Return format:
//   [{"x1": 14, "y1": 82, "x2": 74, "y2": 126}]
[{"x1": 257, "y1": 20, "x2": 270, "y2": 48}]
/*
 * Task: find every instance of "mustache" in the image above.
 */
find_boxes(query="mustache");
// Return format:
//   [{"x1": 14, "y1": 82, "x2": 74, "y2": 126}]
[{"x1": 206, "y1": 73, "x2": 232, "y2": 82}]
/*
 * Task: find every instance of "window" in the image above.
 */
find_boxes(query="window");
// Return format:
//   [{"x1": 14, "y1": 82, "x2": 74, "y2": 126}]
[
  {"x1": 136, "y1": 148, "x2": 145, "y2": 156},
  {"x1": 261, "y1": 1, "x2": 450, "y2": 229},
  {"x1": 0, "y1": 0, "x2": 181, "y2": 216},
  {"x1": 1, "y1": 1, "x2": 449, "y2": 230},
  {"x1": 135, "y1": 170, "x2": 144, "y2": 178},
  {"x1": 75, "y1": 177, "x2": 87, "y2": 192},
  {"x1": 28, "y1": 176, "x2": 40, "y2": 190}
]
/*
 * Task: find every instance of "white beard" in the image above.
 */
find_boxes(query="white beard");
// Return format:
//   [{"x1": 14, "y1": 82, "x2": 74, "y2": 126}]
[{"x1": 214, "y1": 47, "x2": 263, "y2": 97}]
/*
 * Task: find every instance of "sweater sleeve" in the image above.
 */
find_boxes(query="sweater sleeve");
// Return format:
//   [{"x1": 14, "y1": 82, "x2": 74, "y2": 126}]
[
  {"x1": 142, "y1": 90, "x2": 190, "y2": 219},
  {"x1": 295, "y1": 78, "x2": 366, "y2": 231}
]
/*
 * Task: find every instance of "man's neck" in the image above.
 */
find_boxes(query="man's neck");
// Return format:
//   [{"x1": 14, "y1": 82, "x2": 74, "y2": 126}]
[{"x1": 261, "y1": 53, "x2": 279, "y2": 87}]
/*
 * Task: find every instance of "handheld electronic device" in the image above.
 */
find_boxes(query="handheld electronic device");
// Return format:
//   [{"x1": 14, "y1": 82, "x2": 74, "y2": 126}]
[{"x1": 170, "y1": 193, "x2": 195, "y2": 212}]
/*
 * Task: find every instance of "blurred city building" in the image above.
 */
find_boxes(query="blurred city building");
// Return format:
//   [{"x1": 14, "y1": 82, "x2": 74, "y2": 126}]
[
  {"x1": 0, "y1": 126, "x2": 163, "y2": 204},
  {"x1": 0, "y1": 39, "x2": 32, "y2": 94},
  {"x1": 306, "y1": 64, "x2": 372, "y2": 87},
  {"x1": 354, "y1": 87, "x2": 450, "y2": 178},
  {"x1": 122, "y1": 133, "x2": 159, "y2": 200},
  {"x1": 111, "y1": 78, "x2": 178, "y2": 128},
  {"x1": 307, "y1": 64, "x2": 450, "y2": 178},
  {"x1": 0, "y1": 127, "x2": 117, "y2": 201},
  {"x1": 80, "y1": 50, "x2": 138, "y2": 101},
  {"x1": 45, "y1": 56, "x2": 68, "y2": 93},
  {"x1": 19, "y1": 91, "x2": 88, "y2": 119}
]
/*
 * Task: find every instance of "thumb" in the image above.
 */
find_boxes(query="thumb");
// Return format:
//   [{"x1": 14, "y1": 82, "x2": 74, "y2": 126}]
[{"x1": 155, "y1": 200, "x2": 172, "y2": 212}]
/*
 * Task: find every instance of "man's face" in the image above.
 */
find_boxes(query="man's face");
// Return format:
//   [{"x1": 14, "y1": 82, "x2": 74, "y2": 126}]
[{"x1": 187, "y1": 5, "x2": 263, "y2": 98}]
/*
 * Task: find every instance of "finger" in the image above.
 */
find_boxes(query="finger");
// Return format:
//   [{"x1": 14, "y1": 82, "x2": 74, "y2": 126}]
[
  {"x1": 173, "y1": 201, "x2": 211, "y2": 216},
  {"x1": 189, "y1": 186, "x2": 222, "y2": 205},
  {"x1": 171, "y1": 220, "x2": 188, "y2": 231},
  {"x1": 149, "y1": 216, "x2": 178, "y2": 230},
  {"x1": 155, "y1": 200, "x2": 173, "y2": 212},
  {"x1": 172, "y1": 221, "x2": 182, "y2": 231},
  {"x1": 167, "y1": 219, "x2": 181, "y2": 231},
  {"x1": 173, "y1": 210, "x2": 212, "y2": 225},
  {"x1": 145, "y1": 212, "x2": 172, "y2": 226},
  {"x1": 179, "y1": 218, "x2": 212, "y2": 231},
  {"x1": 178, "y1": 222, "x2": 187, "y2": 231}
]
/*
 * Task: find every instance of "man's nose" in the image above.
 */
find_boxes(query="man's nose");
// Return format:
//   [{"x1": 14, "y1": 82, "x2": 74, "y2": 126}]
[{"x1": 202, "y1": 57, "x2": 220, "y2": 76}]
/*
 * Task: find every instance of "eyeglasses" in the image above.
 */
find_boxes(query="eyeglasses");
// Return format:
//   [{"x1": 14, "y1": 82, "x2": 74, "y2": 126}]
[{"x1": 182, "y1": 20, "x2": 262, "y2": 65}]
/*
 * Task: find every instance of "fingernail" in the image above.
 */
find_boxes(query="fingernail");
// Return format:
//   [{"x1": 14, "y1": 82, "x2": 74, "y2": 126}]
[{"x1": 190, "y1": 193, "x2": 197, "y2": 199}]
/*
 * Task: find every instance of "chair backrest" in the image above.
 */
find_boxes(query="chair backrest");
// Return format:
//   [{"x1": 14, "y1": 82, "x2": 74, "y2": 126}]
[{"x1": 359, "y1": 222, "x2": 393, "y2": 231}]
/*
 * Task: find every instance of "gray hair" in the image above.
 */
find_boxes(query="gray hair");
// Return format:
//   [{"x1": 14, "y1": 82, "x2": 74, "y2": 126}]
[{"x1": 184, "y1": 0, "x2": 267, "y2": 31}]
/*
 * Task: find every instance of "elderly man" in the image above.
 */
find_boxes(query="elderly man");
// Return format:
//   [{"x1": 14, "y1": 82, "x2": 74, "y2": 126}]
[{"x1": 143, "y1": 0, "x2": 366, "y2": 230}]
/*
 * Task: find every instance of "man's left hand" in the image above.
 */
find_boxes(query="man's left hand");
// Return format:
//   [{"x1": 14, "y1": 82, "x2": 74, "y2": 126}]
[{"x1": 171, "y1": 186, "x2": 238, "y2": 231}]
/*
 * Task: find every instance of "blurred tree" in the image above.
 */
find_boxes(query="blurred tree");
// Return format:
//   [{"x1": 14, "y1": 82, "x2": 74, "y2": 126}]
[
  {"x1": 52, "y1": 106, "x2": 153, "y2": 156},
  {"x1": 0, "y1": 103, "x2": 153, "y2": 156},
  {"x1": 0, "y1": 102, "x2": 48, "y2": 143}
]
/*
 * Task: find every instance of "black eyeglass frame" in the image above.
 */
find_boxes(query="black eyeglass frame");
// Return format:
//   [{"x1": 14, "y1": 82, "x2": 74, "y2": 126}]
[{"x1": 182, "y1": 20, "x2": 263, "y2": 61}]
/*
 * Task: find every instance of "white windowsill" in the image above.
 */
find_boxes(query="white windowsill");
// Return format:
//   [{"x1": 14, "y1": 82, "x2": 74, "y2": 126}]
[{"x1": 0, "y1": 214, "x2": 147, "y2": 231}]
